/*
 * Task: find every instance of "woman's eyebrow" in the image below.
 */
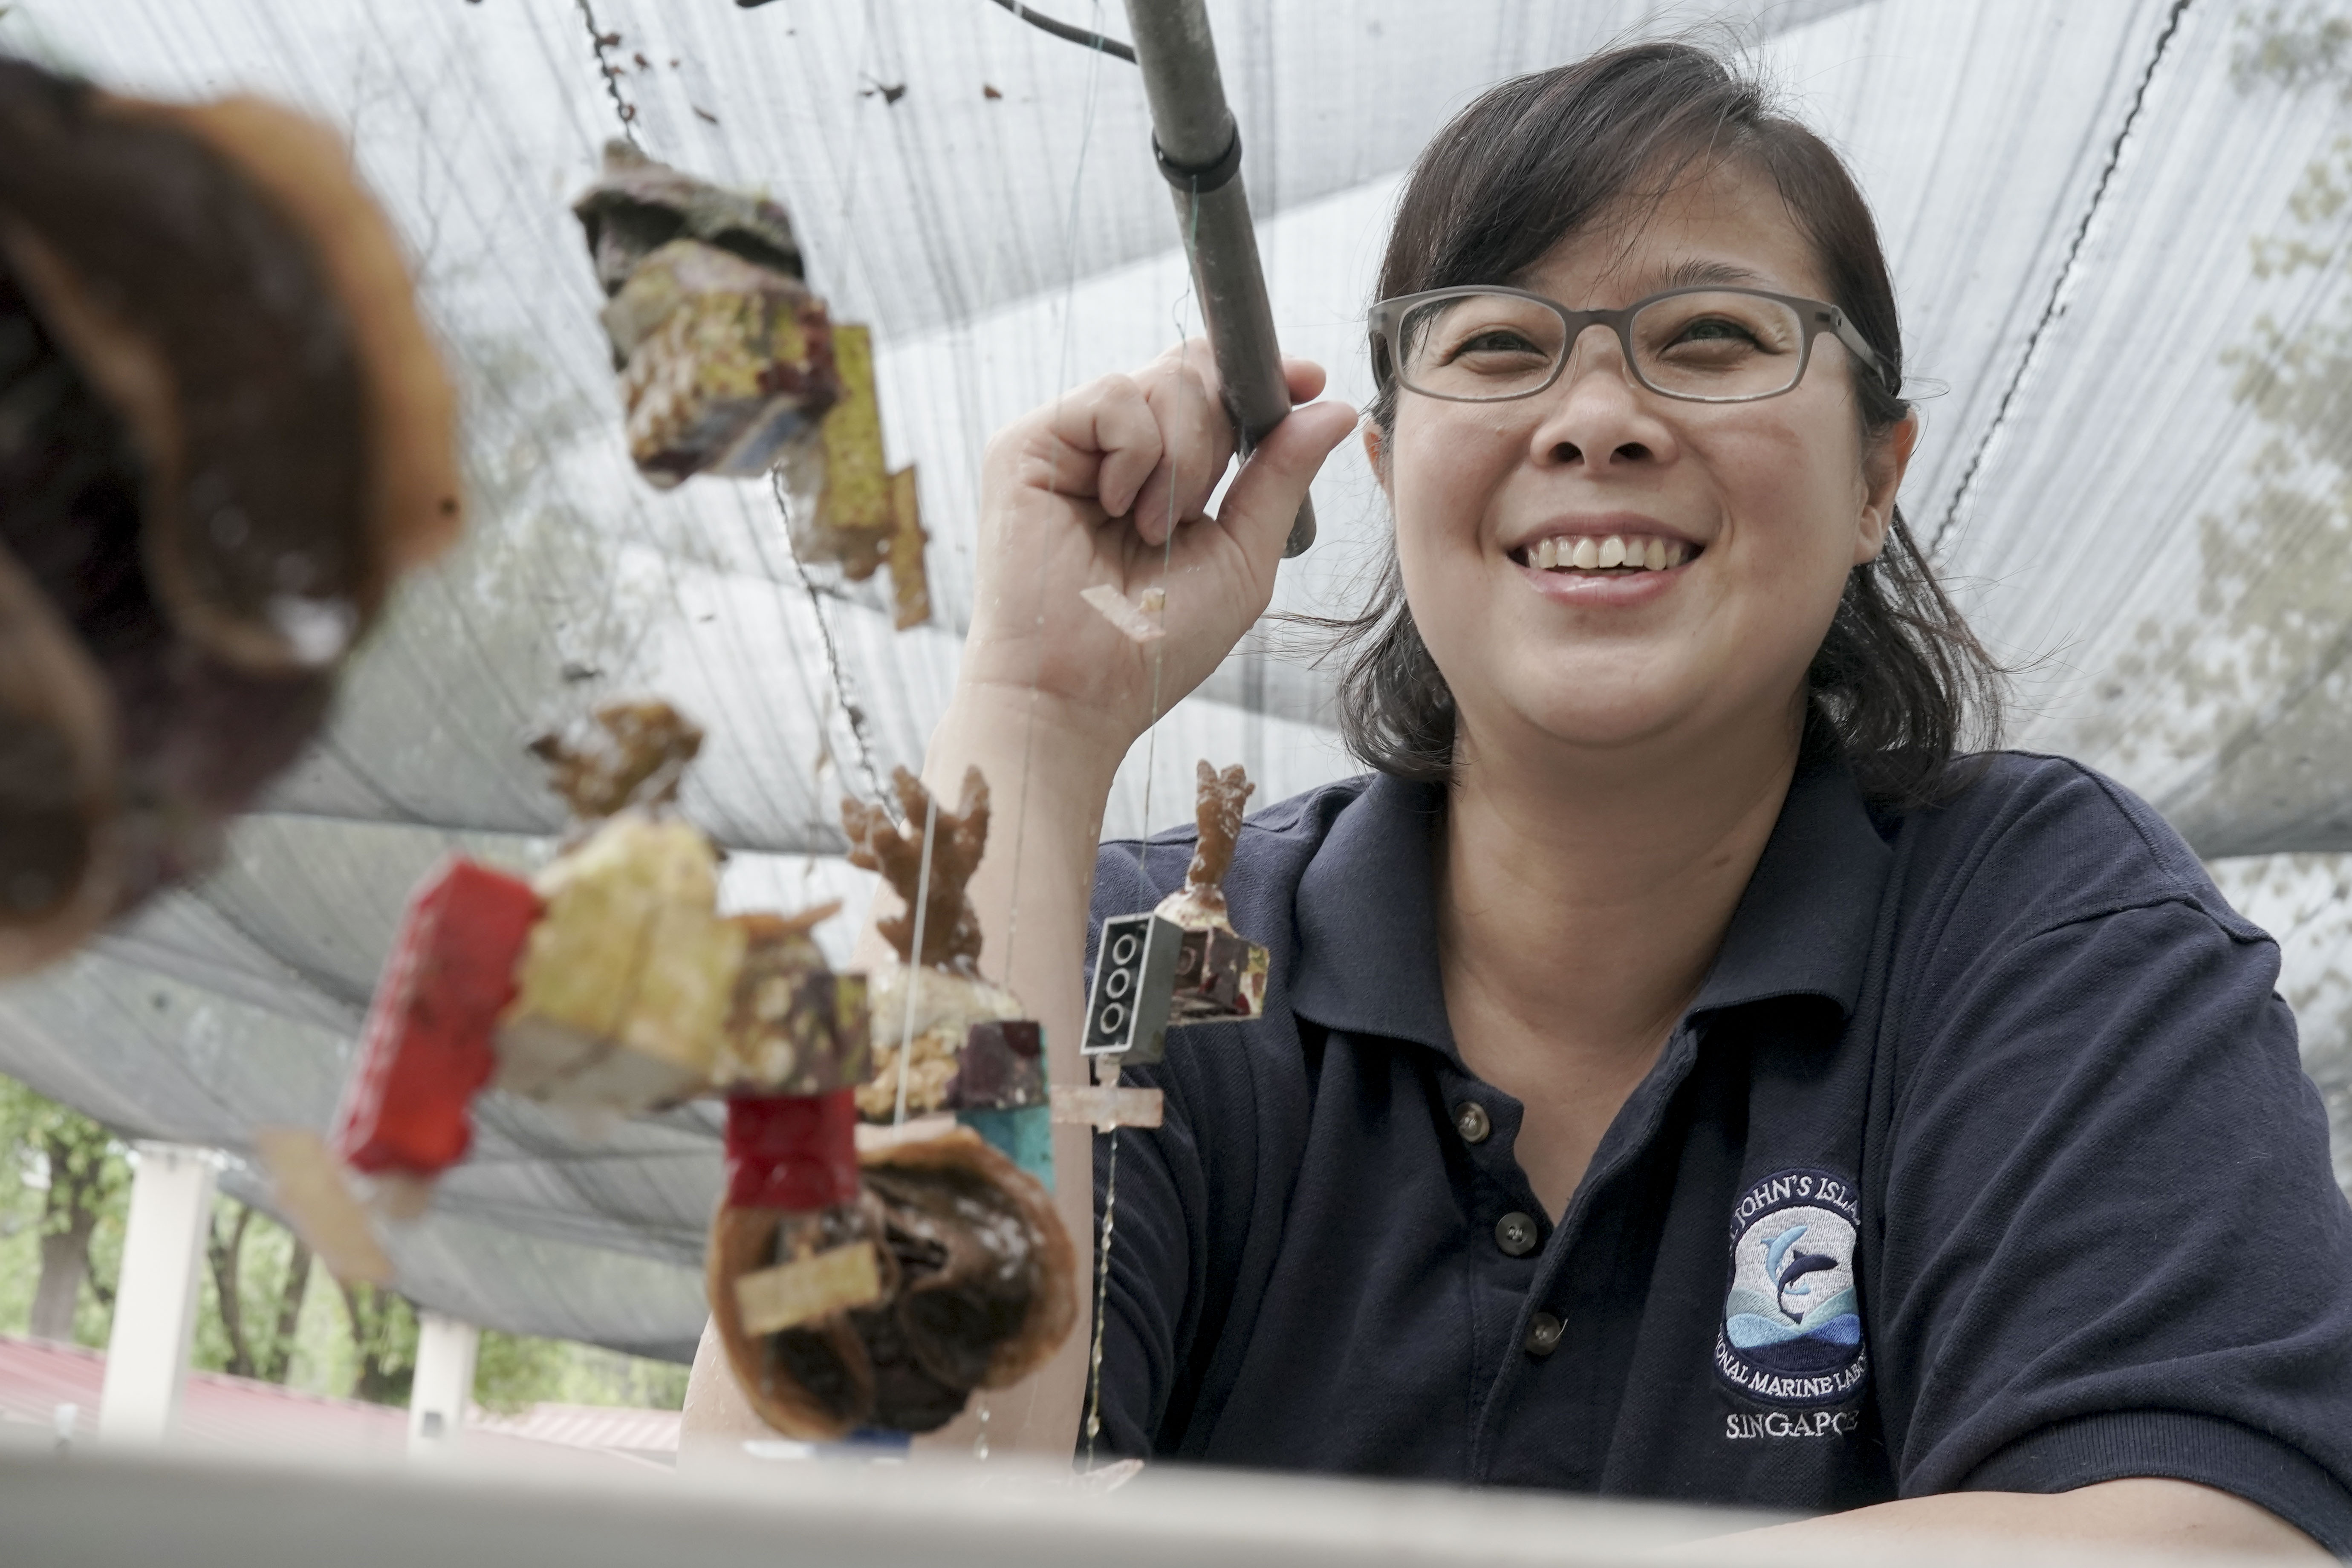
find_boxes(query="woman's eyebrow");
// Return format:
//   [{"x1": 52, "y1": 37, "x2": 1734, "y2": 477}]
[{"x1": 1655, "y1": 258, "x2": 1769, "y2": 289}]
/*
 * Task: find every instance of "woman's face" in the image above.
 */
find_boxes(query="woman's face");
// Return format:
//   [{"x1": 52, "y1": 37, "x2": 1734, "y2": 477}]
[{"x1": 1378, "y1": 158, "x2": 1912, "y2": 775}]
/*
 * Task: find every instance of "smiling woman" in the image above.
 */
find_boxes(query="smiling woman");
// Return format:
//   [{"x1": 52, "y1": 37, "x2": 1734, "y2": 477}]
[
  {"x1": 684, "y1": 38, "x2": 2352, "y2": 1560},
  {"x1": 1338, "y1": 55, "x2": 1996, "y2": 803}
]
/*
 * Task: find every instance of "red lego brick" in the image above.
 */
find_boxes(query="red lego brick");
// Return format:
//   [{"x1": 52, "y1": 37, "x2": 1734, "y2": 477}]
[
  {"x1": 335, "y1": 858, "x2": 541, "y2": 1178},
  {"x1": 725, "y1": 1090, "x2": 859, "y2": 1211}
]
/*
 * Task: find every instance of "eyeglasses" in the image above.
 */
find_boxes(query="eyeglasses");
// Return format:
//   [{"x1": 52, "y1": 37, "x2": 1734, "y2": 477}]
[{"x1": 1368, "y1": 284, "x2": 1895, "y2": 405}]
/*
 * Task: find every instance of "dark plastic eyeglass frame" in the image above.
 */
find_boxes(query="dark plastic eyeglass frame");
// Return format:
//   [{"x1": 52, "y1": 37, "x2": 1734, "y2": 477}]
[{"x1": 1368, "y1": 283, "x2": 1898, "y2": 405}]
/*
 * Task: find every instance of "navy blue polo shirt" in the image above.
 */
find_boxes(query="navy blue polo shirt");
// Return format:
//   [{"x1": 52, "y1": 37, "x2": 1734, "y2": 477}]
[{"x1": 1084, "y1": 753, "x2": 2352, "y2": 1547}]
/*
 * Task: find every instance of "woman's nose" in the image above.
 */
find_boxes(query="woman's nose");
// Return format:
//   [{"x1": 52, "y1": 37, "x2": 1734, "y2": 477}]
[{"x1": 1524, "y1": 324, "x2": 1677, "y2": 471}]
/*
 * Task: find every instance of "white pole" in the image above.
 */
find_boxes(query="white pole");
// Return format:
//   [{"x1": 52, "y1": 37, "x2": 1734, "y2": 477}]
[
  {"x1": 407, "y1": 1311, "x2": 480, "y2": 1456},
  {"x1": 97, "y1": 1143, "x2": 217, "y2": 1444}
]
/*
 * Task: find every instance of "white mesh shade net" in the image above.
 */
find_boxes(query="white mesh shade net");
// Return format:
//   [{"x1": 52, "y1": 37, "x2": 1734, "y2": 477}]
[{"x1": 3, "y1": 0, "x2": 2347, "y2": 1354}]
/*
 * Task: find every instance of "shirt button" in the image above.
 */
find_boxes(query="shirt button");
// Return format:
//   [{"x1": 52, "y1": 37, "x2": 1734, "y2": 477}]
[
  {"x1": 1453, "y1": 1102, "x2": 1491, "y2": 1144},
  {"x1": 1494, "y1": 1211, "x2": 1539, "y2": 1256},
  {"x1": 1524, "y1": 1311, "x2": 1564, "y2": 1357}
]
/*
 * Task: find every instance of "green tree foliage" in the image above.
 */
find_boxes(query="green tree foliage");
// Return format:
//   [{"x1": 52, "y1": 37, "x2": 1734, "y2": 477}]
[
  {"x1": 473, "y1": 1330, "x2": 688, "y2": 1413},
  {"x1": 472, "y1": 1328, "x2": 571, "y2": 1415},
  {"x1": 0, "y1": 1076, "x2": 128, "y2": 1343},
  {"x1": 192, "y1": 1198, "x2": 312, "y2": 1383}
]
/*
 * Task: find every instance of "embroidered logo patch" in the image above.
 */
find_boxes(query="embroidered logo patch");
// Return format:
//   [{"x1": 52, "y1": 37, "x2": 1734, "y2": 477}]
[{"x1": 1713, "y1": 1167, "x2": 1867, "y2": 1408}]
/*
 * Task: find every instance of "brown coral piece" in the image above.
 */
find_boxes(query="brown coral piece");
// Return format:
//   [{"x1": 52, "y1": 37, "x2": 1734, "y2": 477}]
[
  {"x1": 841, "y1": 766, "x2": 988, "y2": 973},
  {"x1": 527, "y1": 698, "x2": 704, "y2": 823},
  {"x1": 1184, "y1": 760, "x2": 1254, "y2": 916},
  {"x1": 706, "y1": 1127, "x2": 1075, "y2": 1439}
]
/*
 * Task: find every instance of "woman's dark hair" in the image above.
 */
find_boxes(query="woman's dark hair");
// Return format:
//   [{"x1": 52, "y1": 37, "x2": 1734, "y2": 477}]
[{"x1": 1329, "y1": 41, "x2": 2003, "y2": 806}]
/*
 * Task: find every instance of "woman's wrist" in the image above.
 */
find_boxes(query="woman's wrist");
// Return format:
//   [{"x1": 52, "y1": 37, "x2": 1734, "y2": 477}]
[{"x1": 937, "y1": 677, "x2": 1133, "y2": 797}]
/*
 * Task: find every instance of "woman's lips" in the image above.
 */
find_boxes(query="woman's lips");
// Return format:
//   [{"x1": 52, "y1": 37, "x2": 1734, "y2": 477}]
[{"x1": 1516, "y1": 557, "x2": 1687, "y2": 604}]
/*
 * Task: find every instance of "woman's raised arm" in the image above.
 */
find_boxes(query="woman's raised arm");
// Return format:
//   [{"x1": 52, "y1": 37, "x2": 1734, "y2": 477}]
[{"x1": 925, "y1": 344, "x2": 1355, "y2": 1457}]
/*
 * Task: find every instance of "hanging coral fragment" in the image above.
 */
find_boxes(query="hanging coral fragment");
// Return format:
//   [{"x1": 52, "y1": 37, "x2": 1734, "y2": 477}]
[
  {"x1": 298, "y1": 699, "x2": 805, "y2": 1256},
  {"x1": 1074, "y1": 762, "x2": 1269, "y2": 1116},
  {"x1": 841, "y1": 769, "x2": 1040, "y2": 1144},
  {"x1": 695, "y1": 763, "x2": 1084, "y2": 1440},
  {"x1": 285, "y1": 700, "x2": 735, "y2": 1279},
  {"x1": 572, "y1": 143, "x2": 931, "y2": 629},
  {"x1": 1157, "y1": 762, "x2": 1271, "y2": 1021},
  {"x1": 0, "y1": 59, "x2": 462, "y2": 974}
]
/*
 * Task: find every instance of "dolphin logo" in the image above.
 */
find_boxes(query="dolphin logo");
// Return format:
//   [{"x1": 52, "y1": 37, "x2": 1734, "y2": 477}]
[{"x1": 1763, "y1": 1224, "x2": 1840, "y2": 1320}]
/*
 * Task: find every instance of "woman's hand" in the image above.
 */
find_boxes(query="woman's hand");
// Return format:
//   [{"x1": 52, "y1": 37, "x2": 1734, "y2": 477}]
[{"x1": 960, "y1": 341, "x2": 1359, "y2": 765}]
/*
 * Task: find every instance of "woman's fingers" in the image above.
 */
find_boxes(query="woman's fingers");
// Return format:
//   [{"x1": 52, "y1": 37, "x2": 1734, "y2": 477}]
[
  {"x1": 998, "y1": 346, "x2": 1349, "y2": 595},
  {"x1": 1128, "y1": 344, "x2": 1236, "y2": 548},
  {"x1": 1281, "y1": 356, "x2": 1328, "y2": 405},
  {"x1": 1072, "y1": 375, "x2": 1162, "y2": 514}
]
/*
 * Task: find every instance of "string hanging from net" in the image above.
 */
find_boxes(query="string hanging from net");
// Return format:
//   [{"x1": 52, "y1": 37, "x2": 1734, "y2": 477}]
[
  {"x1": 773, "y1": 474, "x2": 894, "y2": 814},
  {"x1": 748, "y1": 0, "x2": 898, "y2": 821}
]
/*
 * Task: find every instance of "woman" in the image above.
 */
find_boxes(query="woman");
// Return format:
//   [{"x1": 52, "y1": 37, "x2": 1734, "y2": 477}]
[{"x1": 691, "y1": 42, "x2": 2352, "y2": 1553}]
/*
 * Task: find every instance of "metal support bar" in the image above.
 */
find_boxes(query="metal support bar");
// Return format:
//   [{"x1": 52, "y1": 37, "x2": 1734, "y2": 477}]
[{"x1": 1120, "y1": 0, "x2": 1315, "y2": 558}]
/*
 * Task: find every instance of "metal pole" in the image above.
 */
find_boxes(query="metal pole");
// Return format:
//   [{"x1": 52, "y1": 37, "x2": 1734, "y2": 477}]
[{"x1": 1120, "y1": 0, "x2": 1315, "y2": 558}]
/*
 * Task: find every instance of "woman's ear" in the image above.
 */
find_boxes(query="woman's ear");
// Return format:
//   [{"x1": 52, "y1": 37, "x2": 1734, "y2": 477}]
[
  {"x1": 1855, "y1": 413, "x2": 1916, "y2": 564},
  {"x1": 1361, "y1": 416, "x2": 1389, "y2": 489}
]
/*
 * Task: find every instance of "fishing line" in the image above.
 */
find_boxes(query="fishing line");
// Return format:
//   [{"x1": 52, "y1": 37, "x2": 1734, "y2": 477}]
[
  {"x1": 1084, "y1": 169, "x2": 1204, "y2": 1476},
  {"x1": 1081, "y1": 1112, "x2": 1121, "y2": 1466},
  {"x1": 892, "y1": 790, "x2": 941, "y2": 1126},
  {"x1": 1000, "y1": 3, "x2": 1109, "y2": 979}
]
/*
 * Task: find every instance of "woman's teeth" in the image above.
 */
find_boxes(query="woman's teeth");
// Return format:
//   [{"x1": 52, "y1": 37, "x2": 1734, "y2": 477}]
[{"x1": 1529, "y1": 535, "x2": 1687, "y2": 572}]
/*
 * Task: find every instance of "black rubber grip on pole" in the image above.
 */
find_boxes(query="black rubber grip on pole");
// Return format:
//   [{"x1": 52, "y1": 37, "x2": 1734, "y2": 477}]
[{"x1": 1153, "y1": 126, "x2": 1243, "y2": 194}]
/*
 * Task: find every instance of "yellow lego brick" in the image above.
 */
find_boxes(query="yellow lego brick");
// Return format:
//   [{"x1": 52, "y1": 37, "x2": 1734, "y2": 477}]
[{"x1": 499, "y1": 813, "x2": 743, "y2": 1110}]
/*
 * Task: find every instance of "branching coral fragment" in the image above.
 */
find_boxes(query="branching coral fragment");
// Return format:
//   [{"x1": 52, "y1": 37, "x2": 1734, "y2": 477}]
[{"x1": 841, "y1": 765, "x2": 989, "y2": 972}]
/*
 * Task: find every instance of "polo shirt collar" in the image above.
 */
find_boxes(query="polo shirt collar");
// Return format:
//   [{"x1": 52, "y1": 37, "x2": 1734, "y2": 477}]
[
  {"x1": 1690, "y1": 758, "x2": 1891, "y2": 1019},
  {"x1": 1287, "y1": 762, "x2": 1891, "y2": 1061}
]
